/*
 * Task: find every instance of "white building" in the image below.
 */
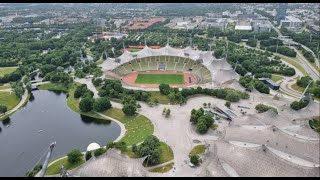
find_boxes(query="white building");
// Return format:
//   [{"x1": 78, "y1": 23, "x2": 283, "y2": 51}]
[
  {"x1": 280, "y1": 16, "x2": 303, "y2": 32},
  {"x1": 235, "y1": 21, "x2": 252, "y2": 31}
]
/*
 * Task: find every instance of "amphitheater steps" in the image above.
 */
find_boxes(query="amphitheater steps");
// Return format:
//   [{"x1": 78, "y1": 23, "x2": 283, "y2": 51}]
[{"x1": 173, "y1": 62, "x2": 178, "y2": 71}]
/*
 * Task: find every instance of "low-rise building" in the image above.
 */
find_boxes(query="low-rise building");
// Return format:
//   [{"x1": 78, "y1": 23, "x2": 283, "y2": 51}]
[
  {"x1": 253, "y1": 20, "x2": 271, "y2": 33},
  {"x1": 199, "y1": 18, "x2": 228, "y2": 31},
  {"x1": 235, "y1": 20, "x2": 252, "y2": 31}
]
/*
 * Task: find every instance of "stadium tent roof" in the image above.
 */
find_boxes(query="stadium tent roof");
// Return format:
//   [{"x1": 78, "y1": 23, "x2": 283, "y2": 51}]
[
  {"x1": 213, "y1": 69, "x2": 240, "y2": 85},
  {"x1": 99, "y1": 44, "x2": 240, "y2": 85}
]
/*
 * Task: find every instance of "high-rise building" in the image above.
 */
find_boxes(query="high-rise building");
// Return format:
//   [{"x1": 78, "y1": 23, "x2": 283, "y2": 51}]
[{"x1": 276, "y1": 3, "x2": 287, "y2": 24}]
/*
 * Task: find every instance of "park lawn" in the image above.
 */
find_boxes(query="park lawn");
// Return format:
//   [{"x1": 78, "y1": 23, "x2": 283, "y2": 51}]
[
  {"x1": 45, "y1": 156, "x2": 85, "y2": 175},
  {"x1": 291, "y1": 83, "x2": 304, "y2": 93},
  {"x1": 271, "y1": 74, "x2": 284, "y2": 82},
  {"x1": 189, "y1": 145, "x2": 206, "y2": 156},
  {"x1": 158, "y1": 142, "x2": 174, "y2": 164},
  {"x1": 149, "y1": 163, "x2": 174, "y2": 173},
  {"x1": 135, "y1": 74, "x2": 184, "y2": 84},
  {"x1": 0, "y1": 67, "x2": 17, "y2": 77},
  {"x1": 148, "y1": 91, "x2": 178, "y2": 105},
  {"x1": 38, "y1": 83, "x2": 68, "y2": 93},
  {"x1": 143, "y1": 141, "x2": 174, "y2": 167},
  {"x1": 101, "y1": 108, "x2": 154, "y2": 145},
  {"x1": 0, "y1": 91, "x2": 21, "y2": 110}
]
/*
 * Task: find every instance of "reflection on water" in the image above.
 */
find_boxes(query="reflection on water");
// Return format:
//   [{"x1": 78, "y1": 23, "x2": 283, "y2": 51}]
[
  {"x1": 29, "y1": 93, "x2": 35, "y2": 102},
  {"x1": 80, "y1": 115, "x2": 111, "y2": 125},
  {"x1": 2, "y1": 117, "x2": 11, "y2": 126}
]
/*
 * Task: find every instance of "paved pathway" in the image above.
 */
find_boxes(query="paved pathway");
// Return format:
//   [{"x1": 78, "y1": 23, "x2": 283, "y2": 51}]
[{"x1": 0, "y1": 89, "x2": 28, "y2": 119}]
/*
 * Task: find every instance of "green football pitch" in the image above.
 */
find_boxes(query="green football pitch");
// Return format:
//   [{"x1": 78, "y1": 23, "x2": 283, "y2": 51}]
[{"x1": 135, "y1": 74, "x2": 184, "y2": 84}]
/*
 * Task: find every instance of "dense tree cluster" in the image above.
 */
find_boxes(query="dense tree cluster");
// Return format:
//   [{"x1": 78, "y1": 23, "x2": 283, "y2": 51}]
[
  {"x1": 11, "y1": 81, "x2": 25, "y2": 98},
  {"x1": 74, "y1": 84, "x2": 94, "y2": 99},
  {"x1": 43, "y1": 71, "x2": 73, "y2": 85},
  {"x1": 74, "y1": 61, "x2": 103, "y2": 78},
  {"x1": 239, "y1": 75, "x2": 270, "y2": 94},
  {"x1": 246, "y1": 38, "x2": 257, "y2": 47},
  {"x1": 290, "y1": 99, "x2": 309, "y2": 111},
  {"x1": 296, "y1": 76, "x2": 320, "y2": 98},
  {"x1": 92, "y1": 97, "x2": 112, "y2": 112},
  {"x1": 180, "y1": 86, "x2": 249, "y2": 102},
  {"x1": 190, "y1": 108, "x2": 214, "y2": 134},
  {"x1": 266, "y1": 46, "x2": 297, "y2": 57},
  {"x1": 136, "y1": 135, "x2": 161, "y2": 165},
  {"x1": 98, "y1": 79, "x2": 151, "y2": 102},
  {"x1": 213, "y1": 40, "x2": 295, "y2": 77},
  {"x1": 301, "y1": 48, "x2": 315, "y2": 63},
  {"x1": 297, "y1": 76, "x2": 313, "y2": 88},
  {"x1": 255, "y1": 104, "x2": 278, "y2": 114}
]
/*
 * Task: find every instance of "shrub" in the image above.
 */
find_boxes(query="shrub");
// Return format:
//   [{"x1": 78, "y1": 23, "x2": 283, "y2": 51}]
[
  {"x1": 225, "y1": 101, "x2": 231, "y2": 108},
  {"x1": 290, "y1": 100, "x2": 309, "y2": 111},
  {"x1": 115, "y1": 141, "x2": 127, "y2": 151},
  {"x1": 255, "y1": 104, "x2": 278, "y2": 113},
  {"x1": 190, "y1": 155, "x2": 200, "y2": 166},
  {"x1": 67, "y1": 149, "x2": 82, "y2": 164},
  {"x1": 85, "y1": 151, "x2": 92, "y2": 161},
  {"x1": 94, "y1": 148, "x2": 107, "y2": 157}
]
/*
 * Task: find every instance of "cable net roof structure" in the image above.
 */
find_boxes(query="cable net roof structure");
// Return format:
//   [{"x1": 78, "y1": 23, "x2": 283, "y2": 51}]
[
  {"x1": 70, "y1": 149, "x2": 149, "y2": 177},
  {"x1": 99, "y1": 44, "x2": 239, "y2": 86},
  {"x1": 218, "y1": 140, "x2": 319, "y2": 177}
]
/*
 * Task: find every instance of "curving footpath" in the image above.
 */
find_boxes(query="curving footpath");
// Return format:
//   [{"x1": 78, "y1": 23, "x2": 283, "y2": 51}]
[{"x1": 0, "y1": 89, "x2": 28, "y2": 119}]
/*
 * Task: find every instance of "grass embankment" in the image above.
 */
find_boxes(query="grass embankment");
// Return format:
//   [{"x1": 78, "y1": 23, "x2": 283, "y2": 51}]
[
  {"x1": 0, "y1": 84, "x2": 11, "y2": 90},
  {"x1": 38, "y1": 83, "x2": 68, "y2": 93},
  {"x1": 149, "y1": 163, "x2": 174, "y2": 173},
  {"x1": 45, "y1": 156, "x2": 85, "y2": 175},
  {"x1": 135, "y1": 74, "x2": 184, "y2": 84},
  {"x1": 148, "y1": 91, "x2": 178, "y2": 105},
  {"x1": 189, "y1": 145, "x2": 206, "y2": 156},
  {"x1": 0, "y1": 67, "x2": 18, "y2": 76},
  {"x1": 275, "y1": 53, "x2": 307, "y2": 76},
  {"x1": 101, "y1": 108, "x2": 154, "y2": 145},
  {"x1": 271, "y1": 74, "x2": 284, "y2": 82},
  {"x1": 0, "y1": 91, "x2": 21, "y2": 110},
  {"x1": 158, "y1": 142, "x2": 174, "y2": 165},
  {"x1": 291, "y1": 83, "x2": 304, "y2": 93}
]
